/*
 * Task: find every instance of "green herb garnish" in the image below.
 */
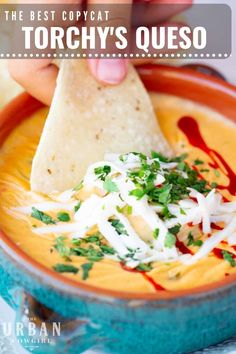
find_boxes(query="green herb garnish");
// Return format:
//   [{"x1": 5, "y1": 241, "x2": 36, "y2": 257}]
[
  {"x1": 54, "y1": 236, "x2": 71, "y2": 261},
  {"x1": 136, "y1": 263, "x2": 153, "y2": 272},
  {"x1": 72, "y1": 245, "x2": 103, "y2": 262},
  {"x1": 100, "y1": 244, "x2": 116, "y2": 255},
  {"x1": 129, "y1": 188, "x2": 145, "y2": 200},
  {"x1": 193, "y1": 240, "x2": 203, "y2": 247},
  {"x1": 74, "y1": 201, "x2": 82, "y2": 212},
  {"x1": 81, "y1": 262, "x2": 93, "y2": 280},
  {"x1": 31, "y1": 207, "x2": 56, "y2": 225},
  {"x1": 103, "y1": 178, "x2": 119, "y2": 193},
  {"x1": 84, "y1": 234, "x2": 101, "y2": 244},
  {"x1": 53, "y1": 264, "x2": 78, "y2": 274},
  {"x1": 110, "y1": 219, "x2": 128, "y2": 236},
  {"x1": 94, "y1": 165, "x2": 111, "y2": 181},
  {"x1": 187, "y1": 232, "x2": 203, "y2": 247},
  {"x1": 116, "y1": 204, "x2": 133, "y2": 215},
  {"x1": 194, "y1": 159, "x2": 204, "y2": 166},
  {"x1": 161, "y1": 206, "x2": 176, "y2": 220},
  {"x1": 200, "y1": 169, "x2": 210, "y2": 173},
  {"x1": 151, "y1": 151, "x2": 169, "y2": 162},
  {"x1": 153, "y1": 228, "x2": 159, "y2": 239},
  {"x1": 168, "y1": 224, "x2": 181, "y2": 236},
  {"x1": 73, "y1": 180, "x2": 83, "y2": 191},
  {"x1": 57, "y1": 212, "x2": 70, "y2": 222},
  {"x1": 180, "y1": 208, "x2": 186, "y2": 215},
  {"x1": 214, "y1": 169, "x2": 220, "y2": 178},
  {"x1": 164, "y1": 232, "x2": 176, "y2": 248},
  {"x1": 222, "y1": 250, "x2": 236, "y2": 267}
]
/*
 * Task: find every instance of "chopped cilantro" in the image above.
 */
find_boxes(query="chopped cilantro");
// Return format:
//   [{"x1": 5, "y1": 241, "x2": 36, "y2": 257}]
[
  {"x1": 151, "y1": 151, "x2": 169, "y2": 162},
  {"x1": 84, "y1": 234, "x2": 101, "y2": 244},
  {"x1": 157, "y1": 184, "x2": 172, "y2": 204},
  {"x1": 72, "y1": 245, "x2": 103, "y2": 262},
  {"x1": 200, "y1": 169, "x2": 210, "y2": 173},
  {"x1": 31, "y1": 207, "x2": 56, "y2": 225},
  {"x1": 187, "y1": 232, "x2": 203, "y2": 247},
  {"x1": 211, "y1": 182, "x2": 218, "y2": 188},
  {"x1": 57, "y1": 212, "x2": 70, "y2": 222},
  {"x1": 72, "y1": 238, "x2": 81, "y2": 246},
  {"x1": 126, "y1": 205, "x2": 133, "y2": 215},
  {"x1": 194, "y1": 159, "x2": 204, "y2": 166},
  {"x1": 131, "y1": 152, "x2": 147, "y2": 163},
  {"x1": 74, "y1": 201, "x2": 82, "y2": 212},
  {"x1": 54, "y1": 236, "x2": 71, "y2": 261},
  {"x1": 168, "y1": 224, "x2": 181, "y2": 235},
  {"x1": 193, "y1": 240, "x2": 203, "y2": 247},
  {"x1": 94, "y1": 165, "x2": 111, "y2": 181},
  {"x1": 153, "y1": 228, "x2": 159, "y2": 239},
  {"x1": 100, "y1": 244, "x2": 116, "y2": 255},
  {"x1": 222, "y1": 250, "x2": 236, "y2": 267},
  {"x1": 116, "y1": 204, "x2": 132, "y2": 215},
  {"x1": 103, "y1": 178, "x2": 119, "y2": 193},
  {"x1": 214, "y1": 169, "x2": 220, "y2": 178},
  {"x1": 81, "y1": 262, "x2": 93, "y2": 280},
  {"x1": 161, "y1": 206, "x2": 176, "y2": 220},
  {"x1": 164, "y1": 232, "x2": 176, "y2": 248},
  {"x1": 53, "y1": 264, "x2": 78, "y2": 274},
  {"x1": 171, "y1": 153, "x2": 188, "y2": 162},
  {"x1": 129, "y1": 188, "x2": 145, "y2": 200},
  {"x1": 73, "y1": 180, "x2": 83, "y2": 191},
  {"x1": 136, "y1": 263, "x2": 153, "y2": 272},
  {"x1": 119, "y1": 154, "x2": 128, "y2": 163},
  {"x1": 187, "y1": 232, "x2": 194, "y2": 246},
  {"x1": 180, "y1": 208, "x2": 186, "y2": 215},
  {"x1": 177, "y1": 162, "x2": 186, "y2": 171},
  {"x1": 110, "y1": 219, "x2": 128, "y2": 236}
]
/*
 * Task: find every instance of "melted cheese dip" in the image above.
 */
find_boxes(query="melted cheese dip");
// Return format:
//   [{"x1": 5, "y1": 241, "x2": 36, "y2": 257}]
[{"x1": 0, "y1": 93, "x2": 236, "y2": 294}]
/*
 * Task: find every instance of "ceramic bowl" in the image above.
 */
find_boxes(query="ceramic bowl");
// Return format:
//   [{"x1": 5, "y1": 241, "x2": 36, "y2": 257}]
[{"x1": 1, "y1": 65, "x2": 236, "y2": 354}]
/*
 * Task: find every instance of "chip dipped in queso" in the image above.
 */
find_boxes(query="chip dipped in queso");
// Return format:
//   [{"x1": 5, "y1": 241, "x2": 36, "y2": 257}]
[{"x1": 0, "y1": 91, "x2": 236, "y2": 294}]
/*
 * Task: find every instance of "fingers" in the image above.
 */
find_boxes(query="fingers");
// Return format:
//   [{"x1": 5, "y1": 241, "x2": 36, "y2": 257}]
[
  {"x1": 87, "y1": 0, "x2": 192, "y2": 85},
  {"x1": 8, "y1": 59, "x2": 58, "y2": 105},
  {"x1": 8, "y1": 0, "x2": 192, "y2": 101},
  {"x1": 87, "y1": 0, "x2": 132, "y2": 85},
  {"x1": 8, "y1": 0, "x2": 83, "y2": 104},
  {"x1": 88, "y1": 59, "x2": 128, "y2": 85}
]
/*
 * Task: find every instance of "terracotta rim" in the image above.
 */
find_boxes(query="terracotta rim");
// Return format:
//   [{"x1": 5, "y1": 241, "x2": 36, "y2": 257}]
[{"x1": 1, "y1": 64, "x2": 236, "y2": 302}]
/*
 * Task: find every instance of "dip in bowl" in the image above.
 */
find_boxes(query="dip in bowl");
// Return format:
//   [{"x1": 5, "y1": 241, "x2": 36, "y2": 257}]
[{"x1": 0, "y1": 64, "x2": 236, "y2": 354}]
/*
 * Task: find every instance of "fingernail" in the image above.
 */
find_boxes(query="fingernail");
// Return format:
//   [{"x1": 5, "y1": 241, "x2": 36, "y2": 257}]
[{"x1": 96, "y1": 59, "x2": 127, "y2": 84}]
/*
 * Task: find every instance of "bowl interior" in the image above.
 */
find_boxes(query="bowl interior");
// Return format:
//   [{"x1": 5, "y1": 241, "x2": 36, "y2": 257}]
[{"x1": 1, "y1": 64, "x2": 236, "y2": 301}]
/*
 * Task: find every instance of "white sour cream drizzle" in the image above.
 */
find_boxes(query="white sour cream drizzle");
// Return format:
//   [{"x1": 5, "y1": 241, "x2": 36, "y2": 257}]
[{"x1": 14, "y1": 153, "x2": 236, "y2": 268}]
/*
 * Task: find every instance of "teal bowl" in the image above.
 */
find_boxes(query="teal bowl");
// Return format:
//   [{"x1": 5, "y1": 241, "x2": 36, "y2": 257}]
[{"x1": 1, "y1": 65, "x2": 236, "y2": 354}]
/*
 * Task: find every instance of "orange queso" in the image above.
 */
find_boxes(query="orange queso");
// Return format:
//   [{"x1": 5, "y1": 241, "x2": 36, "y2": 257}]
[{"x1": 0, "y1": 93, "x2": 236, "y2": 294}]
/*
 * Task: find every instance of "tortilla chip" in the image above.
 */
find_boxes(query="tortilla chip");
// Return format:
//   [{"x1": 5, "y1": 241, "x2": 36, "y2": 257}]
[{"x1": 31, "y1": 60, "x2": 171, "y2": 193}]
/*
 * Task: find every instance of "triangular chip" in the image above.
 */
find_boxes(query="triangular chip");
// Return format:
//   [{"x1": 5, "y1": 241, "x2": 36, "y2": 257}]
[{"x1": 31, "y1": 60, "x2": 171, "y2": 193}]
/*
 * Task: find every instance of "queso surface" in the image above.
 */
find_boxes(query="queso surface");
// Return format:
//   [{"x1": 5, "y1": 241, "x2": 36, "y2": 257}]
[{"x1": 0, "y1": 93, "x2": 236, "y2": 294}]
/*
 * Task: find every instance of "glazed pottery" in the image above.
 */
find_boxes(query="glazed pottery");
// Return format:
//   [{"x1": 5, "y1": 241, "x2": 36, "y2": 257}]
[{"x1": 1, "y1": 65, "x2": 236, "y2": 354}]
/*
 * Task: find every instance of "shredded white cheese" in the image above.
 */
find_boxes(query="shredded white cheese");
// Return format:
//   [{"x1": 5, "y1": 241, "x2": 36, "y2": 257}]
[{"x1": 13, "y1": 152, "x2": 236, "y2": 268}]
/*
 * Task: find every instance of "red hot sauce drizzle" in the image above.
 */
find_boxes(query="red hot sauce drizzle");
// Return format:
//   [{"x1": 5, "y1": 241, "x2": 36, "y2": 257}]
[
  {"x1": 176, "y1": 238, "x2": 193, "y2": 255},
  {"x1": 213, "y1": 248, "x2": 236, "y2": 260},
  {"x1": 178, "y1": 116, "x2": 236, "y2": 196},
  {"x1": 120, "y1": 117, "x2": 236, "y2": 289},
  {"x1": 178, "y1": 116, "x2": 236, "y2": 263},
  {"x1": 120, "y1": 263, "x2": 165, "y2": 291}
]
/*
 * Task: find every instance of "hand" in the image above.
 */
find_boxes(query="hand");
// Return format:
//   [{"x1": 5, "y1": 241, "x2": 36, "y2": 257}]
[{"x1": 8, "y1": 0, "x2": 192, "y2": 105}]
